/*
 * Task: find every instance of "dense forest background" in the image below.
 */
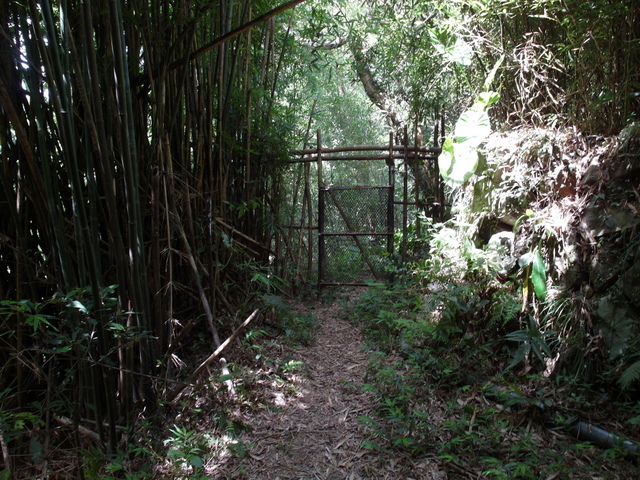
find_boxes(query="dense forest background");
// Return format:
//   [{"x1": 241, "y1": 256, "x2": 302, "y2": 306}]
[{"x1": 0, "y1": 0, "x2": 639, "y2": 477}]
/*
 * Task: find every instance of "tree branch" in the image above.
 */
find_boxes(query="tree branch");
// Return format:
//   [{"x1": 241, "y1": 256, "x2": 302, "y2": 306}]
[{"x1": 350, "y1": 38, "x2": 401, "y2": 128}]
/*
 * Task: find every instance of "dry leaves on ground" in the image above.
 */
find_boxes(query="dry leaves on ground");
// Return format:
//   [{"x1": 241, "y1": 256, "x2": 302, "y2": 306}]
[{"x1": 212, "y1": 293, "x2": 447, "y2": 480}]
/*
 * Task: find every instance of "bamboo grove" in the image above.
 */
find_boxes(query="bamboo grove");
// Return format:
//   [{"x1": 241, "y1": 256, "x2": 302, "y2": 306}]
[{"x1": 0, "y1": 0, "x2": 301, "y2": 450}]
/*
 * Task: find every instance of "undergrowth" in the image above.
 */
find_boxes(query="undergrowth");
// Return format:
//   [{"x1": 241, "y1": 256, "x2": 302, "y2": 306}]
[
  {"x1": 348, "y1": 221, "x2": 640, "y2": 479},
  {"x1": 61, "y1": 291, "x2": 320, "y2": 480}
]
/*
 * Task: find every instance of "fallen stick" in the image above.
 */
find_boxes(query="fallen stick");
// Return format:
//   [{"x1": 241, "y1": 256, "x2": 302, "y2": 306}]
[
  {"x1": 54, "y1": 416, "x2": 101, "y2": 443},
  {"x1": 167, "y1": 309, "x2": 260, "y2": 403},
  {"x1": 214, "y1": 217, "x2": 275, "y2": 255}
]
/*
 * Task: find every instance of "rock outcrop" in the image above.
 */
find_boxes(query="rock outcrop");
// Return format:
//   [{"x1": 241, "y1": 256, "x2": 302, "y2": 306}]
[{"x1": 459, "y1": 123, "x2": 640, "y2": 367}]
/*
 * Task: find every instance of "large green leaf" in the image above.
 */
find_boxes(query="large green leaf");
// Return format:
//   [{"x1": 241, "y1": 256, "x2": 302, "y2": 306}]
[
  {"x1": 428, "y1": 29, "x2": 473, "y2": 66},
  {"x1": 439, "y1": 108, "x2": 490, "y2": 185},
  {"x1": 437, "y1": 68, "x2": 499, "y2": 186},
  {"x1": 449, "y1": 37, "x2": 474, "y2": 66},
  {"x1": 454, "y1": 109, "x2": 491, "y2": 145},
  {"x1": 439, "y1": 138, "x2": 479, "y2": 185},
  {"x1": 531, "y1": 250, "x2": 547, "y2": 301}
]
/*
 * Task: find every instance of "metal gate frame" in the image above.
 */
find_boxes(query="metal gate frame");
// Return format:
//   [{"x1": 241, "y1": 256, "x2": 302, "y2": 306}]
[
  {"x1": 317, "y1": 132, "x2": 397, "y2": 287},
  {"x1": 318, "y1": 180, "x2": 395, "y2": 287},
  {"x1": 286, "y1": 127, "x2": 443, "y2": 288}
]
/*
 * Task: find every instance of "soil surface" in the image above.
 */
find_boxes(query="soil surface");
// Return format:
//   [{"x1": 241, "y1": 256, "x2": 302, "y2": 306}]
[{"x1": 214, "y1": 292, "x2": 446, "y2": 479}]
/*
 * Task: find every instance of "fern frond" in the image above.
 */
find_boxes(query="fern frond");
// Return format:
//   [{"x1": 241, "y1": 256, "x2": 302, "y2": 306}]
[{"x1": 618, "y1": 360, "x2": 640, "y2": 390}]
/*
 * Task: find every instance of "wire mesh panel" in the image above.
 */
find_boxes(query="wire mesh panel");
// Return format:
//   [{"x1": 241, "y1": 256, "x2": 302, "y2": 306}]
[
  {"x1": 321, "y1": 234, "x2": 391, "y2": 283},
  {"x1": 323, "y1": 187, "x2": 390, "y2": 234},
  {"x1": 319, "y1": 185, "x2": 393, "y2": 285}
]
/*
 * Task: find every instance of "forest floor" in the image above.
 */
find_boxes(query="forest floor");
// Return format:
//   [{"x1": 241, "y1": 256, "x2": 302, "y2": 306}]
[
  {"x1": 158, "y1": 287, "x2": 640, "y2": 480},
  {"x1": 210, "y1": 290, "x2": 446, "y2": 479}
]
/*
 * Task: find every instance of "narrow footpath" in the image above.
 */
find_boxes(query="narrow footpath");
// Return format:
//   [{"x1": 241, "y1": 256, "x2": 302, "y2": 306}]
[{"x1": 215, "y1": 293, "x2": 445, "y2": 480}]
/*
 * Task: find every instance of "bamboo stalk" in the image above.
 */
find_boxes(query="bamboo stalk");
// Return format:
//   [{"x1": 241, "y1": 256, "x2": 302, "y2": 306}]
[
  {"x1": 109, "y1": 0, "x2": 155, "y2": 414},
  {"x1": 163, "y1": 0, "x2": 308, "y2": 77},
  {"x1": 290, "y1": 100, "x2": 317, "y2": 283},
  {"x1": 34, "y1": 0, "x2": 119, "y2": 447},
  {"x1": 164, "y1": 145, "x2": 221, "y2": 348},
  {"x1": 0, "y1": 0, "x2": 303, "y2": 458}
]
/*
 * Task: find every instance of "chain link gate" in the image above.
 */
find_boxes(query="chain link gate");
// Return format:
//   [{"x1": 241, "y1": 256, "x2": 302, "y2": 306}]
[
  {"x1": 285, "y1": 128, "x2": 443, "y2": 289},
  {"x1": 318, "y1": 161, "x2": 395, "y2": 287}
]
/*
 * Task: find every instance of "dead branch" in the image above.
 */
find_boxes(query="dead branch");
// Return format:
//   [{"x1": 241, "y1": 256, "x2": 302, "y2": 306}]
[
  {"x1": 214, "y1": 217, "x2": 275, "y2": 255},
  {"x1": 0, "y1": 431, "x2": 10, "y2": 473}
]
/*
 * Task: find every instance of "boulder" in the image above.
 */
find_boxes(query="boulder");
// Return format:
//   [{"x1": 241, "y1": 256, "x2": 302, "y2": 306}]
[
  {"x1": 580, "y1": 160, "x2": 602, "y2": 187},
  {"x1": 589, "y1": 240, "x2": 629, "y2": 292},
  {"x1": 611, "y1": 123, "x2": 640, "y2": 181},
  {"x1": 580, "y1": 191, "x2": 640, "y2": 239}
]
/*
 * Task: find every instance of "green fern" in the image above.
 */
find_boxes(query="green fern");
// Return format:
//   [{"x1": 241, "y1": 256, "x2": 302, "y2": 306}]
[{"x1": 618, "y1": 359, "x2": 640, "y2": 390}]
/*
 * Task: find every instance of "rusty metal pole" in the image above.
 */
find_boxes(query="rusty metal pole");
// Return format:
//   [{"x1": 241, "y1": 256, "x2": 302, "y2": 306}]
[
  {"x1": 402, "y1": 126, "x2": 409, "y2": 262},
  {"x1": 387, "y1": 131, "x2": 395, "y2": 258},
  {"x1": 305, "y1": 162, "x2": 312, "y2": 282},
  {"x1": 317, "y1": 130, "x2": 325, "y2": 289}
]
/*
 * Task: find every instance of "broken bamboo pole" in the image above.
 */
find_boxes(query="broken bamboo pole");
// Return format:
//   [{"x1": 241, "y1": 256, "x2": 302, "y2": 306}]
[{"x1": 166, "y1": 309, "x2": 260, "y2": 403}]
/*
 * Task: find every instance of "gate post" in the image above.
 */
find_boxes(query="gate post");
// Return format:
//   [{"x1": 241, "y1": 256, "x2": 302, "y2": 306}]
[
  {"x1": 317, "y1": 130, "x2": 325, "y2": 289},
  {"x1": 386, "y1": 132, "x2": 395, "y2": 257},
  {"x1": 401, "y1": 127, "x2": 409, "y2": 262}
]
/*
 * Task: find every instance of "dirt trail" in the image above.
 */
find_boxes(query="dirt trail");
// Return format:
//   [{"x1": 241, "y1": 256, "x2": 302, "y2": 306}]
[{"x1": 216, "y1": 294, "x2": 445, "y2": 480}]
